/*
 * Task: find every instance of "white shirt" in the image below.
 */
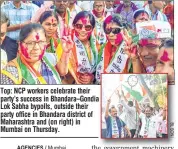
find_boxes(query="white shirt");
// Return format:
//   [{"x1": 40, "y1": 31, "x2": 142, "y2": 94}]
[
  {"x1": 139, "y1": 113, "x2": 163, "y2": 138},
  {"x1": 77, "y1": 1, "x2": 94, "y2": 11},
  {"x1": 69, "y1": 4, "x2": 82, "y2": 27},
  {"x1": 120, "y1": 99, "x2": 137, "y2": 130},
  {"x1": 105, "y1": 8, "x2": 114, "y2": 17}
]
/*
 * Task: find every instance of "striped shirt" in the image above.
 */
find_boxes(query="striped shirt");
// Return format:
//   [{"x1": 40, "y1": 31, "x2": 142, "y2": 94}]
[{"x1": 1, "y1": 2, "x2": 36, "y2": 41}]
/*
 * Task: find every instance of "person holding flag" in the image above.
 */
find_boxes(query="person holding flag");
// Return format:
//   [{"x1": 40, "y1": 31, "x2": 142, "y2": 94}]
[{"x1": 116, "y1": 89, "x2": 137, "y2": 138}]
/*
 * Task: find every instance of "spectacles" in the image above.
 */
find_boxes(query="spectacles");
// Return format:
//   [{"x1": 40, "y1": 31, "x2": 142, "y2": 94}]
[
  {"x1": 74, "y1": 24, "x2": 93, "y2": 31},
  {"x1": 105, "y1": 27, "x2": 123, "y2": 34},
  {"x1": 1, "y1": 32, "x2": 6, "y2": 37},
  {"x1": 22, "y1": 41, "x2": 47, "y2": 50}
]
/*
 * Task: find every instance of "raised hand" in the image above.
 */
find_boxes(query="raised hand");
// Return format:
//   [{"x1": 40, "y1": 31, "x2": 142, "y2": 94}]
[
  {"x1": 107, "y1": 98, "x2": 111, "y2": 105},
  {"x1": 61, "y1": 28, "x2": 73, "y2": 53},
  {"x1": 122, "y1": 29, "x2": 138, "y2": 59}
]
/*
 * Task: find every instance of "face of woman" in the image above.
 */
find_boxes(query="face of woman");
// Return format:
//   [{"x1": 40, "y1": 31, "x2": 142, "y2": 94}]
[
  {"x1": 20, "y1": 30, "x2": 47, "y2": 63},
  {"x1": 135, "y1": 12, "x2": 149, "y2": 23},
  {"x1": 42, "y1": 16, "x2": 58, "y2": 38},
  {"x1": 74, "y1": 17, "x2": 93, "y2": 41},
  {"x1": 105, "y1": 22, "x2": 124, "y2": 46}
]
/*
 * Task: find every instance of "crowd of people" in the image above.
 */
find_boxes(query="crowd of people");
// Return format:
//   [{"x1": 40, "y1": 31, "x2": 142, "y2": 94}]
[
  {"x1": 0, "y1": 0, "x2": 174, "y2": 84},
  {"x1": 102, "y1": 89, "x2": 167, "y2": 138}
]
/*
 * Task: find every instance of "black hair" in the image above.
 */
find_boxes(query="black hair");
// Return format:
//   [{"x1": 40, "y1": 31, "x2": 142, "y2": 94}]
[
  {"x1": 109, "y1": 105, "x2": 116, "y2": 113},
  {"x1": 128, "y1": 101, "x2": 133, "y2": 107},
  {"x1": 145, "y1": 105, "x2": 152, "y2": 111},
  {"x1": 148, "y1": 0, "x2": 152, "y2": 4},
  {"x1": 19, "y1": 23, "x2": 45, "y2": 41},
  {"x1": 72, "y1": 11, "x2": 95, "y2": 28},
  {"x1": 103, "y1": 14, "x2": 127, "y2": 32},
  {"x1": 39, "y1": 11, "x2": 59, "y2": 24},
  {"x1": 160, "y1": 38, "x2": 174, "y2": 49},
  {"x1": 133, "y1": 9, "x2": 149, "y2": 19}
]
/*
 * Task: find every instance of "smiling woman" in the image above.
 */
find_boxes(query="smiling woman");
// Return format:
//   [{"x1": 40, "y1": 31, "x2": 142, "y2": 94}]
[
  {"x1": 1, "y1": 23, "x2": 70, "y2": 84},
  {"x1": 63, "y1": 11, "x2": 98, "y2": 84}
]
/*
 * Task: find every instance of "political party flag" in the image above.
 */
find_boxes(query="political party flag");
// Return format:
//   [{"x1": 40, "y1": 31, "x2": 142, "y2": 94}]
[{"x1": 122, "y1": 84, "x2": 143, "y2": 102}]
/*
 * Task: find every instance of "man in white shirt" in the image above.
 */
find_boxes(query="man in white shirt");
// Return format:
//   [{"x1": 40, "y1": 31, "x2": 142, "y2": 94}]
[
  {"x1": 105, "y1": 0, "x2": 114, "y2": 17},
  {"x1": 135, "y1": 102, "x2": 163, "y2": 138},
  {"x1": 116, "y1": 90, "x2": 137, "y2": 138}
]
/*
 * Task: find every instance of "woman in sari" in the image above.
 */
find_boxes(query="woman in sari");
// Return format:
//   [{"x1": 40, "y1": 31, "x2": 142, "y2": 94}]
[
  {"x1": 1, "y1": 23, "x2": 72, "y2": 84},
  {"x1": 66, "y1": 11, "x2": 98, "y2": 84},
  {"x1": 95, "y1": 14, "x2": 142, "y2": 84},
  {"x1": 39, "y1": 11, "x2": 63, "y2": 61}
]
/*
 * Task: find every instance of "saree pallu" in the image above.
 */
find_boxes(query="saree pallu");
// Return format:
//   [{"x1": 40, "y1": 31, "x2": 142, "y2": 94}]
[{"x1": 1, "y1": 56, "x2": 61, "y2": 84}]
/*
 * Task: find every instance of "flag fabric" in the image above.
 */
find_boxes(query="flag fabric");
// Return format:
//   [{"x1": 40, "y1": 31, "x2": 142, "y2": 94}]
[
  {"x1": 125, "y1": 92, "x2": 130, "y2": 99},
  {"x1": 140, "y1": 84, "x2": 147, "y2": 96},
  {"x1": 122, "y1": 84, "x2": 143, "y2": 102}
]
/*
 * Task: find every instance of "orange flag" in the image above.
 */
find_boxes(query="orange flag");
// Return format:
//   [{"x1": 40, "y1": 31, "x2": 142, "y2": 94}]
[{"x1": 141, "y1": 84, "x2": 147, "y2": 96}]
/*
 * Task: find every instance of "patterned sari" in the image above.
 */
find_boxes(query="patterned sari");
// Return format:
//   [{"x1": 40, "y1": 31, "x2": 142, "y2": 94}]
[{"x1": 1, "y1": 54, "x2": 61, "y2": 84}]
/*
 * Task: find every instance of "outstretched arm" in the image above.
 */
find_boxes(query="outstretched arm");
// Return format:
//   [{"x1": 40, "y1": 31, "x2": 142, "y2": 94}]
[{"x1": 105, "y1": 98, "x2": 111, "y2": 118}]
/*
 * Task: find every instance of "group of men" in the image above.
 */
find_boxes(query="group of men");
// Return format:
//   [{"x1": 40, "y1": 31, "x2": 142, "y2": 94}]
[{"x1": 102, "y1": 90, "x2": 167, "y2": 138}]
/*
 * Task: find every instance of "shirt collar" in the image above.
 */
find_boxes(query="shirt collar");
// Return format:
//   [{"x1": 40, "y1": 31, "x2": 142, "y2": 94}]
[{"x1": 10, "y1": 1, "x2": 26, "y2": 9}]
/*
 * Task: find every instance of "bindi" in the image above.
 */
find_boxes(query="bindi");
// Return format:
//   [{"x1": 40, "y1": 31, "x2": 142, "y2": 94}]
[
  {"x1": 80, "y1": 17, "x2": 87, "y2": 25},
  {"x1": 35, "y1": 33, "x2": 40, "y2": 41},
  {"x1": 51, "y1": 18, "x2": 54, "y2": 23},
  {"x1": 160, "y1": 50, "x2": 170, "y2": 62}
]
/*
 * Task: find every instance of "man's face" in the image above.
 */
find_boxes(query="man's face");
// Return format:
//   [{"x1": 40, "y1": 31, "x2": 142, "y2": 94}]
[
  {"x1": 145, "y1": 107, "x2": 152, "y2": 118},
  {"x1": 123, "y1": 0, "x2": 131, "y2": 7},
  {"x1": 138, "y1": 39, "x2": 160, "y2": 68},
  {"x1": 55, "y1": 0, "x2": 69, "y2": 13},
  {"x1": 110, "y1": 107, "x2": 117, "y2": 117},
  {"x1": 153, "y1": 1, "x2": 165, "y2": 10},
  {"x1": 93, "y1": 1, "x2": 105, "y2": 18},
  {"x1": 1, "y1": 23, "x2": 7, "y2": 45},
  {"x1": 155, "y1": 47, "x2": 174, "y2": 83},
  {"x1": 105, "y1": 0, "x2": 114, "y2": 9}
]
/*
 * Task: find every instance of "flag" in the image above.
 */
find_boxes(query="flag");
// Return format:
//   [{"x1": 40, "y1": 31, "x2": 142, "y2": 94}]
[
  {"x1": 125, "y1": 92, "x2": 130, "y2": 99},
  {"x1": 140, "y1": 84, "x2": 147, "y2": 96},
  {"x1": 122, "y1": 84, "x2": 143, "y2": 102}
]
